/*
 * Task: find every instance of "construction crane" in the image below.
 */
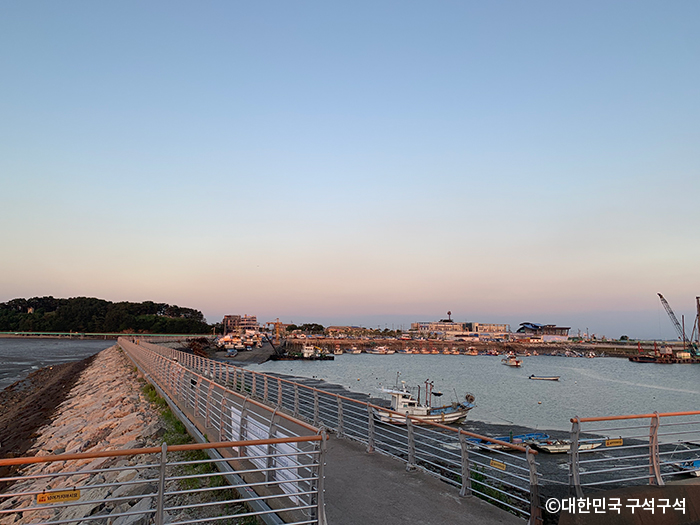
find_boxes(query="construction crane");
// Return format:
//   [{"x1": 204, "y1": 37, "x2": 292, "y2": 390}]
[
  {"x1": 265, "y1": 318, "x2": 284, "y2": 341},
  {"x1": 657, "y1": 293, "x2": 700, "y2": 356}
]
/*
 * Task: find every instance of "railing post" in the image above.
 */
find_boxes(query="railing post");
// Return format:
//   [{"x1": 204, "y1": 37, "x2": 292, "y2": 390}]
[
  {"x1": 569, "y1": 416, "x2": 583, "y2": 498},
  {"x1": 405, "y1": 415, "x2": 416, "y2": 471},
  {"x1": 649, "y1": 412, "x2": 664, "y2": 485},
  {"x1": 252, "y1": 374, "x2": 257, "y2": 398},
  {"x1": 317, "y1": 430, "x2": 328, "y2": 525},
  {"x1": 337, "y1": 397, "x2": 344, "y2": 438},
  {"x1": 367, "y1": 403, "x2": 375, "y2": 453},
  {"x1": 266, "y1": 410, "x2": 279, "y2": 482},
  {"x1": 240, "y1": 397, "x2": 249, "y2": 456},
  {"x1": 220, "y1": 396, "x2": 227, "y2": 441},
  {"x1": 526, "y1": 446, "x2": 542, "y2": 525},
  {"x1": 264, "y1": 376, "x2": 269, "y2": 403},
  {"x1": 277, "y1": 378, "x2": 283, "y2": 408},
  {"x1": 459, "y1": 431, "x2": 471, "y2": 497},
  {"x1": 205, "y1": 382, "x2": 212, "y2": 428},
  {"x1": 194, "y1": 375, "x2": 200, "y2": 416},
  {"x1": 155, "y1": 442, "x2": 167, "y2": 525},
  {"x1": 313, "y1": 390, "x2": 320, "y2": 427},
  {"x1": 294, "y1": 384, "x2": 300, "y2": 417}
]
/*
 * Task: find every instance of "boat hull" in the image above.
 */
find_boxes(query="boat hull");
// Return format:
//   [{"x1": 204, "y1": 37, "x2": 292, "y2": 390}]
[
  {"x1": 372, "y1": 406, "x2": 473, "y2": 425},
  {"x1": 533, "y1": 441, "x2": 602, "y2": 454},
  {"x1": 672, "y1": 460, "x2": 700, "y2": 476}
]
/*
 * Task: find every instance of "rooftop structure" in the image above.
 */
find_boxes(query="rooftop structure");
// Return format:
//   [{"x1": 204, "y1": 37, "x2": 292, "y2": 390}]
[
  {"x1": 411, "y1": 320, "x2": 511, "y2": 340},
  {"x1": 516, "y1": 322, "x2": 570, "y2": 342}
]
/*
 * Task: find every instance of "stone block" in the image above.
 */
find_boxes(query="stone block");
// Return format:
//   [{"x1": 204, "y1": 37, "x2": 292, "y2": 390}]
[{"x1": 110, "y1": 496, "x2": 153, "y2": 525}]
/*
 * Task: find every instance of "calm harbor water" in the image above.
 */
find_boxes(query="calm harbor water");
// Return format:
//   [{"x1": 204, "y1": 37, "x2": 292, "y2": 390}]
[
  {"x1": 0, "y1": 338, "x2": 115, "y2": 391},
  {"x1": 249, "y1": 353, "x2": 700, "y2": 432},
  {"x1": 3, "y1": 339, "x2": 699, "y2": 433}
]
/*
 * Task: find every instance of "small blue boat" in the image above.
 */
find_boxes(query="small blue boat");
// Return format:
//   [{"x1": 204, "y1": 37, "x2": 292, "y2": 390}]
[
  {"x1": 467, "y1": 432, "x2": 550, "y2": 450},
  {"x1": 673, "y1": 459, "x2": 700, "y2": 477}
]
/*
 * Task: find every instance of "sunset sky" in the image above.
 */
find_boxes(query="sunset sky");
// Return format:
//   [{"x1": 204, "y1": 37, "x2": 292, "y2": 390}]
[{"x1": 2, "y1": 2, "x2": 699, "y2": 339}]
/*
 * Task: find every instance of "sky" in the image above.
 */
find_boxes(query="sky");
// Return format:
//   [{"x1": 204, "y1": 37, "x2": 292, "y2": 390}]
[{"x1": 1, "y1": 1, "x2": 699, "y2": 339}]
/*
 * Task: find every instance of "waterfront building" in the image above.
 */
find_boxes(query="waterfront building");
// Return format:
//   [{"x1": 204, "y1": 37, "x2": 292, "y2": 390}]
[
  {"x1": 410, "y1": 320, "x2": 510, "y2": 341},
  {"x1": 223, "y1": 314, "x2": 259, "y2": 334},
  {"x1": 516, "y1": 322, "x2": 570, "y2": 342}
]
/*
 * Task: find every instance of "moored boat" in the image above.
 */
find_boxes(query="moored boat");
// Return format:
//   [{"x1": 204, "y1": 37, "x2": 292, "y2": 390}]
[
  {"x1": 532, "y1": 439, "x2": 603, "y2": 454},
  {"x1": 467, "y1": 432, "x2": 550, "y2": 451},
  {"x1": 672, "y1": 459, "x2": 700, "y2": 477},
  {"x1": 366, "y1": 346, "x2": 394, "y2": 354},
  {"x1": 501, "y1": 356, "x2": 523, "y2": 367},
  {"x1": 529, "y1": 375, "x2": 560, "y2": 381},
  {"x1": 372, "y1": 378, "x2": 476, "y2": 425}
]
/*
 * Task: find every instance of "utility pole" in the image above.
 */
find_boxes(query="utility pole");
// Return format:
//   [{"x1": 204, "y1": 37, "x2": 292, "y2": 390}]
[{"x1": 697, "y1": 297, "x2": 700, "y2": 344}]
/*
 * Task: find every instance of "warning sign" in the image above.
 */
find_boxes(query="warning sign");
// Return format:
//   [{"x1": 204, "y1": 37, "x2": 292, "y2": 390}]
[
  {"x1": 490, "y1": 459, "x2": 507, "y2": 471},
  {"x1": 605, "y1": 438, "x2": 624, "y2": 447},
  {"x1": 37, "y1": 490, "x2": 81, "y2": 504}
]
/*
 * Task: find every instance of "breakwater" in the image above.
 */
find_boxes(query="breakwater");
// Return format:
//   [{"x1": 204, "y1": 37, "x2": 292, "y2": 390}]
[{"x1": 0, "y1": 346, "x2": 166, "y2": 524}]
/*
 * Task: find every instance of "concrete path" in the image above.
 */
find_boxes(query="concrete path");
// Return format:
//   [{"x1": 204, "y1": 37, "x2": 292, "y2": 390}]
[{"x1": 324, "y1": 436, "x2": 525, "y2": 525}]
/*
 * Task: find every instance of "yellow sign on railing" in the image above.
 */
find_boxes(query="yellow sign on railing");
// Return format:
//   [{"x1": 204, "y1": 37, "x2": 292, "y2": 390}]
[
  {"x1": 37, "y1": 490, "x2": 81, "y2": 504},
  {"x1": 490, "y1": 459, "x2": 507, "y2": 471},
  {"x1": 605, "y1": 438, "x2": 623, "y2": 447}
]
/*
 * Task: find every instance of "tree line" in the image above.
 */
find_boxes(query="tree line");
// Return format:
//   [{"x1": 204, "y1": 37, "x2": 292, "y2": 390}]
[{"x1": 0, "y1": 296, "x2": 212, "y2": 334}]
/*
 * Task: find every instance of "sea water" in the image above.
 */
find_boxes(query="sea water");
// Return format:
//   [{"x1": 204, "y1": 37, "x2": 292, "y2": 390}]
[
  {"x1": 0, "y1": 338, "x2": 115, "y2": 391},
  {"x1": 3, "y1": 339, "x2": 699, "y2": 432},
  {"x1": 249, "y1": 353, "x2": 700, "y2": 431}
]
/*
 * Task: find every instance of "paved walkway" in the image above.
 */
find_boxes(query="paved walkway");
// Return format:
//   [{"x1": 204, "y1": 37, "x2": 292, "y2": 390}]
[{"x1": 324, "y1": 436, "x2": 525, "y2": 525}]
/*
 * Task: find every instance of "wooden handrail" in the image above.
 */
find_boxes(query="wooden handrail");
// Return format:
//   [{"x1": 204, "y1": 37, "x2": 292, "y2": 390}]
[
  {"x1": 0, "y1": 436, "x2": 323, "y2": 468},
  {"x1": 571, "y1": 410, "x2": 700, "y2": 423}
]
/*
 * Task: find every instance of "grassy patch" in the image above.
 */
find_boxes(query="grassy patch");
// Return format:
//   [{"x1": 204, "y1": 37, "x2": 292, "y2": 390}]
[
  {"x1": 140, "y1": 382, "x2": 259, "y2": 524},
  {"x1": 470, "y1": 466, "x2": 519, "y2": 514}
]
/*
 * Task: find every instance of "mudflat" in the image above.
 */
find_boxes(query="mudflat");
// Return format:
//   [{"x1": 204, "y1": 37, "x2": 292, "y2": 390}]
[{"x1": 0, "y1": 356, "x2": 95, "y2": 460}]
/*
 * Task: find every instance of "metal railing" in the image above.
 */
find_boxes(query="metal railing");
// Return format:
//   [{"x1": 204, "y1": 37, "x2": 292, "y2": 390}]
[
  {"x1": 0, "y1": 438, "x2": 324, "y2": 525},
  {"x1": 117, "y1": 338, "x2": 326, "y2": 524},
  {"x1": 135, "y1": 339, "x2": 542, "y2": 524},
  {"x1": 569, "y1": 410, "x2": 700, "y2": 497}
]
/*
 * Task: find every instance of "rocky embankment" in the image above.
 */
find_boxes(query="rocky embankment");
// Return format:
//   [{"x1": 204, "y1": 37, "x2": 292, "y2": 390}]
[{"x1": 0, "y1": 346, "x2": 165, "y2": 525}]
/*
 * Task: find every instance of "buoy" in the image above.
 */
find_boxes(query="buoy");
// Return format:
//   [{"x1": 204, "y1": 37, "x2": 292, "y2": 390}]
[
  {"x1": 538, "y1": 401, "x2": 542, "y2": 404},
  {"x1": 357, "y1": 378, "x2": 360, "y2": 381}
]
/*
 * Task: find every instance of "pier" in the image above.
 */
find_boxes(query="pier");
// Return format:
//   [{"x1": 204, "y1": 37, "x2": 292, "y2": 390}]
[{"x1": 3, "y1": 339, "x2": 700, "y2": 524}]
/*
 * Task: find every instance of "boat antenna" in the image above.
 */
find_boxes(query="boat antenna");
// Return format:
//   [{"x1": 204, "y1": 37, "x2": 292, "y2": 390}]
[{"x1": 395, "y1": 371, "x2": 400, "y2": 389}]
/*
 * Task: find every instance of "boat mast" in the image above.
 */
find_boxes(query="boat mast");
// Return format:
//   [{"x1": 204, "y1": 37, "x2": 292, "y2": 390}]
[{"x1": 425, "y1": 380, "x2": 434, "y2": 408}]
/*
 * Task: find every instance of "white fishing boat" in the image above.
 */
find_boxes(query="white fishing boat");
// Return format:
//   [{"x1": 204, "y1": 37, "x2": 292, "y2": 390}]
[
  {"x1": 501, "y1": 356, "x2": 523, "y2": 367},
  {"x1": 372, "y1": 377, "x2": 476, "y2": 425},
  {"x1": 302, "y1": 344, "x2": 319, "y2": 358},
  {"x1": 216, "y1": 334, "x2": 240, "y2": 349},
  {"x1": 347, "y1": 346, "x2": 361, "y2": 354}
]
